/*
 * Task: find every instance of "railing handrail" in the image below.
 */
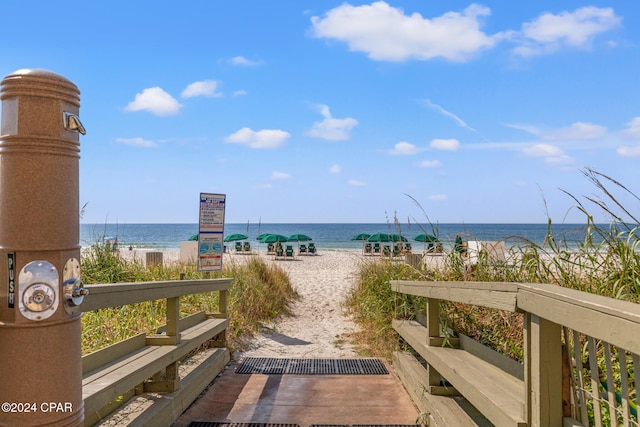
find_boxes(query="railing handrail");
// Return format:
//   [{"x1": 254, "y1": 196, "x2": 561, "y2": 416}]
[
  {"x1": 392, "y1": 279, "x2": 519, "y2": 312},
  {"x1": 391, "y1": 279, "x2": 640, "y2": 348},
  {"x1": 391, "y1": 279, "x2": 640, "y2": 426},
  {"x1": 81, "y1": 278, "x2": 232, "y2": 312}
]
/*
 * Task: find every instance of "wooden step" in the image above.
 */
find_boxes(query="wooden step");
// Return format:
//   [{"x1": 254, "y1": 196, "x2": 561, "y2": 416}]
[
  {"x1": 83, "y1": 317, "x2": 228, "y2": 418},
  {"x1": 394, "y1": 319, "x2": 526, "y2": 427}
]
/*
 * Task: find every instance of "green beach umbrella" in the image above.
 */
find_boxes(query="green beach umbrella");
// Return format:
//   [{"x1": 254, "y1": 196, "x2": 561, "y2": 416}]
[
  {"x1": 413, "y1": 234, "x2": 438, "y2": 242},
  {"x1": 288, "y1": 234, "x2": 312, "y2": 242},
  {"x1": 367, "y1": 233, "x2": 392, "y2": 243},
  {"x1": 188, "y1": 234, "x2": 199, "y2": 241},
  {"x1": 350, "y1": 233, "x2": 371, "y2": 241},
  {"x1": 224, "y1": 233, "x2": 248, "y2": 242},
  {"x1": 260, "y1": 234, "x2": 289, "y2": 243},
  {"x1": 256, "y1": 233, "x2": 271, "y2": 241},
  {"x1": 390, "y1": 233, "x2": 408, "y2": 242}
]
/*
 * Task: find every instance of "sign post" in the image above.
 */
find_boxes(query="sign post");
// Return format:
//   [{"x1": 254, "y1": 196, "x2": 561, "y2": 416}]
[{"x1": 197, "y1": 193, "x2": 226, "y2": 272}]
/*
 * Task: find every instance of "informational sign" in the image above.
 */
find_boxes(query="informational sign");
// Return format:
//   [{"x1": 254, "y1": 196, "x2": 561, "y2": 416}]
[{"x1": 198, "y1": 193, "x2": 226, "y2": 272}]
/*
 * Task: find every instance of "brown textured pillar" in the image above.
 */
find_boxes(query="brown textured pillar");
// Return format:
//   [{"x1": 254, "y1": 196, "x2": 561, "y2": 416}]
[{"x1": 0, "y1": 69, "x2": 85, "y2": 426}]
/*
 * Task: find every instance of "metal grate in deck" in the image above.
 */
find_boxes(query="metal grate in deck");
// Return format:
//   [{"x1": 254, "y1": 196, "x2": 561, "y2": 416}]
[
  {"x1": 187, "y1": 425, "x2": 418, "y2": 427},
  {"x1": 235, "y1": 358, "x2": 389, "y2": 375},
  {"x1": 187, "y1": 423, "x2": 299, "y2": 427}
]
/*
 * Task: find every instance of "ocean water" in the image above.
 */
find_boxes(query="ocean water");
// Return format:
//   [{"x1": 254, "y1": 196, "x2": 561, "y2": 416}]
[{"x1": 80, "y1": 222, "x2": 598, "y2": 251}]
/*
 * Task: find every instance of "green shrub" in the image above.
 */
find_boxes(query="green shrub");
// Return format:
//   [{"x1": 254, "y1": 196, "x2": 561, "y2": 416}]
[{"x1": 81, "y1": 246, "x2": 297, "y2": 355}]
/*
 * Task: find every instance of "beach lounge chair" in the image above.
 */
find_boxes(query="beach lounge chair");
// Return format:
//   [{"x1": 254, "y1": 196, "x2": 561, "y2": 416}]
[
  {"x1": 235, "y1": 242, "x2": 243, "y2": 253},
  {"x1": 285, "y1": 245, "x2": 295, "y2": 260},
  {"x1": 383, "y1": 245, "x2": 391, "y2": 257},
  {"x1": 308, "y1": 242, "x2": 317, "y2": 255},
  {"x1": 364, "y1": 243, "x2": 373, "y2": 255},
  {"x1": 275, "y1": 245, "x2": 285, "y2": 260},
  {"x1": 267, "y1": 243, "x2": 275, "y2": 254},
  {"x1": 404, "y1": 243, "x2": 412, "y2": 253},
  {"x1": 299, "y1": 244, "x2": 307, "y2": 255},
  {"x1": 454, "y1": 235, "x2": 467, "y2": 256},
  {"x1": 392, "y1": 244, "x2": 401, "y2": 258},
  {"x1": 373, "y1": 243, "x2": 381, "y2": 255},
  {"x1": 243, "y1": 241, "x2": 251, "y2": 253}
]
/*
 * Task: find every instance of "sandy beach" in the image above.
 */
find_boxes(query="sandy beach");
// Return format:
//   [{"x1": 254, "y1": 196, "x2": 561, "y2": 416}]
[
  {"x1": 120, "y1": 248, "x2": 365, "y2": 358},
  {"x1": 231, "y1": 250, "x2": 363, "y2": 358}
]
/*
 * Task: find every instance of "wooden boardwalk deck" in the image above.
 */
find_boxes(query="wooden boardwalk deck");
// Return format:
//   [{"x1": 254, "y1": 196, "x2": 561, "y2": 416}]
[{"x1": 171, "y1": 360, "x2": 420, "y2": 427}]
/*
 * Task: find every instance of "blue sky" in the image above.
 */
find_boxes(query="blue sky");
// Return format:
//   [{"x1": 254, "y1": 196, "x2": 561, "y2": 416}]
[{"x1": 2, "y1": 1, "x2": 638, "y2": 224}]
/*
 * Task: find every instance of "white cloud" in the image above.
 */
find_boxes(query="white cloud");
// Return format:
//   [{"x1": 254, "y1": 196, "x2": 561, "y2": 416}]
[
  {"x1": 617, "y1": 146, "x2": 640, "y2": 157},
  {"x1": 418, "y1": 160, "x2": 442, "y2": 168},
  {"x1": 430, "y1": 138, "x2": 460, "y2": 151},
  {"x1": 306, "y1": 104, "x2": 358, "y2": 141},
  {"x1": 523, "y1": 143, "x2": 564, "y2": 157},
  {"x1": 311, "y1": 2, "x2": 498, "y2": 62},
  {"x1": 425, "y1": 100, "x2": 476, "y2": 132},
  {"x1": 125, "y1": 87, "x2": 182, "y2": 116},
  {"x1": 389, "y1": 141, "x2": 420, "y2": 155},
  {"x1": 348, "y1": 180, "x2": 367, "y2": 187},
  {"x1": 229, "y1": 56, "x2": 263, "y2": 66},
  {"x1": 428, "y1": 194, "x2": 447, "y2": 201},
  {"x1": 233, "y1": 90, "x2": 248, "y2": 96},
  {"x1": 225, "y1": 127, "x2": 291, "y2": 149},
  {"x1": 513, "y1": 6, "x2": 621, "y2": 57},
  {"x1": 329, "y1": 164, "x2": 342, "y2": 174},
  {"x1": 545, "y1": 155, "x2": 575, "y2": 165},
  {"x1": 115, "y1": 137, "x2": 157, "y2": 148},
  {"x1": 523, "y1": 143, "x2": 574, "y2": 165},
  {"x1": 540, "y1": 122, "x2": 607, "y2": 140},
  {"x1": 504, "y1": 123, "x2": 541, "y2": 135},
  {"x1": 623, "y1": 117, "x2": 640, "y2": 138},
  {"x1": 181, "y1": 80, "x2": 223, "y2": 98},
  {"x1": 272, "y1": 171, "x2": 290, "y2": 180}
]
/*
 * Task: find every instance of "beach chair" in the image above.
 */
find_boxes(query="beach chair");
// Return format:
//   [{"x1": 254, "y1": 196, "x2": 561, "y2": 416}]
[
  {"x1": 243, "y1": 241, "x2": 251, "y2": 253},
  {"x1": 454, "y1": 235, "x2": 467, "y2": 256},
  {"x1": 392, "y1": 244, "x2": 401, "y2": 258},
  {"x1": 373, "y1": 243, "x2": 381, "y2": 255},
  {"x1": 299, "y1": 244, "x2": 307, "y2": 255},
  {"x1": 235, "y1": 242, "x2": 243, "y2": 253},
  {"x1": 383, "y1": 245, "x2": 391, "y2": 257},
  {"x1": 267, "y1": 243, "x2": 275, "y2": 254},
  {"x1": 364, "y1": 243, "x2": 373, "y2": 255},
  {"x1": 308, "y1": 242, "x2": 317, "y2": 255},
  {"x1": 275, "y1": 245, "x2": 285, "y2": 260},
  {"x1": 404, "y1": 243, "x2": 412, "y2": 253},
  {"x1": 285, "y1": 245, "x2": 295, "y2": 260}
]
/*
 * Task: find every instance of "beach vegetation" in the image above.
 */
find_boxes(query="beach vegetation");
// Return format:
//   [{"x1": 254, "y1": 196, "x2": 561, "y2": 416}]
[
  {"x1": 81, "y1": 247, "x2": 297, "y2": 355},
  {"x1": 345, "y1": 259, "x2": 425, "y2": 359},
  {"x1": 347, "y1": 168, "x2": 640, "y2": 365}
]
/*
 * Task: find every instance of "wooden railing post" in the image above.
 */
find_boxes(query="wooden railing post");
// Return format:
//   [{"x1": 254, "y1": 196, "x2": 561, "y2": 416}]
[
  {"x1": 426, "y1": 298, "x2": 441, "y2": 392},
  {"x1": 166, "y1": 296, "x2": 180, "y2": 338},
  {"x1": 525, "y1": 313, "x2": 563, "y2": 427},
  {"x1": 426, "y1": 298, "x2": 440, "y2": 345},
  {"x1": 219, "y1": 289, "x2": 228, "y2": 317},
  {"x1": 424, "y1": 297, "x2": 459, "y2": 396},
  {"x1": 145, "y1": 296, "x2": 181, "y2": 346}
]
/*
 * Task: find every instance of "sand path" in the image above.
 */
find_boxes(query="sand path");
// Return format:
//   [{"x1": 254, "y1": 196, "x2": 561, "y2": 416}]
[
  {"x1": 231, "y1": 250, "x2": 362, "y2": 358},
  {"x1": 122, "y1": 248, "x2": 365, "y2": 358}
]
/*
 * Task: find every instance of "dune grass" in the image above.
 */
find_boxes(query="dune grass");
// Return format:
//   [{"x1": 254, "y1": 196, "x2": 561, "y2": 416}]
[
  {"x1": 346, "y1": 168, "x2": 640, "y2": 363},
  {"x1": 81, "y1": 248, "x2": 298, "y2": 355}
]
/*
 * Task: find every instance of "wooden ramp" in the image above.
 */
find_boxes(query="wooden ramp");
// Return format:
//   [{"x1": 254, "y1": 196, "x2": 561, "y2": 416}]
[{"x1": 171, "y1": 358, "x2": 419, "y2": 427}]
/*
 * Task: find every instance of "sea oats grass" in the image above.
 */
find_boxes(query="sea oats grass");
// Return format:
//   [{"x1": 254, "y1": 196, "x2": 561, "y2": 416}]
[{"x1": 81, "y1": 247, "x2": 297, "y2": 355}]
